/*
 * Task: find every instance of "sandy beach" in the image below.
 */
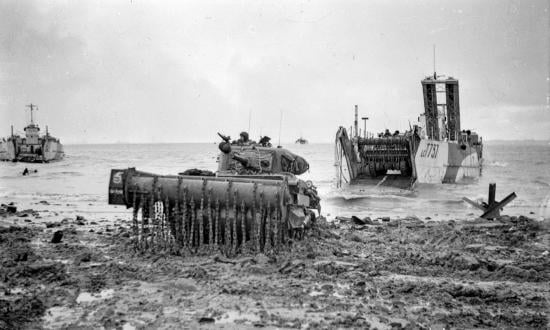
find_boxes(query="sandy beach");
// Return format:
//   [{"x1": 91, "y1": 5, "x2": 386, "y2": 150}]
[{"x1": 1, "y1": 202, "x2": 548, "y2": 329}]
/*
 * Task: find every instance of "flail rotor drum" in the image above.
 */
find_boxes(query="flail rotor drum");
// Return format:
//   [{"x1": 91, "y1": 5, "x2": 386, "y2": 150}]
[{"x1": 109, "y1": 168, "x2": 313, "y2": 256}]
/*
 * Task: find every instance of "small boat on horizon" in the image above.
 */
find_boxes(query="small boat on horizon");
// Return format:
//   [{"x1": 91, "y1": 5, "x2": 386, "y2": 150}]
[
  {"x1": 295, "y1": 137, "x2": 308, "y2": 144},
  {"x1": 0, "y1": 103, "x2": 64, "y2": 163}
]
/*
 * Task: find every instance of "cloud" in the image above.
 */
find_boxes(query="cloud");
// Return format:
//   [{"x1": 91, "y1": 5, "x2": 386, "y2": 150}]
[
  {"x1": 1, "y1": 0, "x2": 547, "y2": 143},
  {"x1": 466, "y1": 104, "x2": 550, "y2": 140}
]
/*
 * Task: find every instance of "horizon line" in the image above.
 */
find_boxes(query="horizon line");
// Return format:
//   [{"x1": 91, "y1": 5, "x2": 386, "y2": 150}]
[{"x1": 62, "y1": 138, "x2": 550, "y2": 145}]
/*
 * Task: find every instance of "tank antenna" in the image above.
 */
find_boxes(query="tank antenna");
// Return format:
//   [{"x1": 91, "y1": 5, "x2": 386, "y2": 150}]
[
  {"x1": 26, "y1": 103, "x2": 38, "y2": 124},
  {"x1": 433, "y1": 44, "x2": 437, "y2": 79},
  {"x1": 278, "y1": 109, "x2": 283, "y2": 147},
  {"x1": 248, "y1": 109, "x2": 251, "y2": 134}
]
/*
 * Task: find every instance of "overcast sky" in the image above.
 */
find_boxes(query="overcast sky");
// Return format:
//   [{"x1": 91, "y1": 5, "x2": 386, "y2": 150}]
[{"x1": 1, "y1": 0, "x2": 548, "y2": 143}]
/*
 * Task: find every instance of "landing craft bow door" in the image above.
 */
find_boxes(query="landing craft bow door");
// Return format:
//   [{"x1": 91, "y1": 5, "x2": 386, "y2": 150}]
[
  {"x1": 445, "y1": 80, "x2": 460, "y2": 141},
  {"x1": 422, "y1": 79, "x2": 439, "y2": 141}
]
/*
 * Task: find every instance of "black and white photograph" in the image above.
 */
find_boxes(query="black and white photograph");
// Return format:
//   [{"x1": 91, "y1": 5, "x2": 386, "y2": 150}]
[{"x1": 1, "y1": 0, "x2": 548, "y2": 328}]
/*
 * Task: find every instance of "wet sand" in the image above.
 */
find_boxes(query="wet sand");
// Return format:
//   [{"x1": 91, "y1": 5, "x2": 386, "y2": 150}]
[{"x1": 1, "y1": 206, "x2": 548, "y2": 329}]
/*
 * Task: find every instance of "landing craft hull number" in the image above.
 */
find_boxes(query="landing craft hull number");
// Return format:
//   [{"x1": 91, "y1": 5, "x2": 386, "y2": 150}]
[{"x1": 420, "y1": 143, "x2": 439, "y2": 159}]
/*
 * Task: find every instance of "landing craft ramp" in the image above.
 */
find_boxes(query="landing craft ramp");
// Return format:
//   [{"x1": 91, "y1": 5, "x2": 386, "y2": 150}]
[
  {"x1": 350, "y1": 175, "x2": 416, "y2": 190},
  {"x1": 335, "y1": 126, "x2": 417, "y2": 190}
]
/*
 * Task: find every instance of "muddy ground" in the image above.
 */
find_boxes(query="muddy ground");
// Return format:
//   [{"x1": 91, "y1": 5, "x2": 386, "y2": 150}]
[{"x1": 1, "y1": 206, "x2": 548, "y2": 329}]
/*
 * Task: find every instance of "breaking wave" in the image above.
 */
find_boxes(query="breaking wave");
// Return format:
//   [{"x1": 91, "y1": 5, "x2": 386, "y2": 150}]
[{"x1": 485, "y1": 161, "x2": 508, "y2": 167}]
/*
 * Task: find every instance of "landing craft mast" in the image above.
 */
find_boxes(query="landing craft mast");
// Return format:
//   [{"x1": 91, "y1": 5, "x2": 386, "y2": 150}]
[
  {"x1": 361, "y1": 116, "x2": 369, "y2": 138},
  {"x1": 354, "y1": 105, "x2": 358, "y2": 138},
  {"x1": 26, "y1": 103, "x2": 38, "y2": 125}
]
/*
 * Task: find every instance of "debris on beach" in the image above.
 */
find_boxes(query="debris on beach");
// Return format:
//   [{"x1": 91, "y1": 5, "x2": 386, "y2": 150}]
[
  {"x1": 0, "y1": 203, "x2": 17, "y2": 214},
  {"x1": 2, "y1": 209, "x2": 548, "y2": 329},
  {"x1": 50, "y1": 230, "x2": 63, "y2": 243}
]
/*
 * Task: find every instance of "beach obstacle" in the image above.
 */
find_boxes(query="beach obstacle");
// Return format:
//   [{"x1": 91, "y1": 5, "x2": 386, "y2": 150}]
[{"x1": 462, "y1": 183, "x2": 517, "y2": 219}]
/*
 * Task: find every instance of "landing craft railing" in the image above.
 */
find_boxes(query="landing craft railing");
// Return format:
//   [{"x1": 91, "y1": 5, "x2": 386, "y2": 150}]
[{"x1": 110, "y1": 168, "x2": 298, "y2": 256}]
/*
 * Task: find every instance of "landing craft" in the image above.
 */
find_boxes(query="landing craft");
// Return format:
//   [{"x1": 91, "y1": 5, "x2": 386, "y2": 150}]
[
  {"x1": 0, "y1": 104, "x2": 64, "y2": 163},
  {"x1": 335, "y1": 73, "x2": 483, "y2": 189},
  {"x1": 295, "y1": 137, "x2": 308, "y2": 144}
]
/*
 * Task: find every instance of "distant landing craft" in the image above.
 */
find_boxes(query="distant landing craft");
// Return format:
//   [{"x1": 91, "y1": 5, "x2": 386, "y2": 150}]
[
  {"x1": 0, "y1": 104, "x2": 64, "y2": 163},
  {"x1": 335, "y1": 73, "x2": 483, "y2": 189}
]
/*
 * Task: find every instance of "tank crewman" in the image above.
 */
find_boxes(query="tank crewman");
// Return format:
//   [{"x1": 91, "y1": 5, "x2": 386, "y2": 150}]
[
  {"x1": 239, "y1": 132, "x2": 250, "y2": 144},
  {"x1": 231, "y1": 132, "x2": 248, "y2": 145},
  {"x1": 259, "y1": 136, "x2": 272, "y2": 147},
  {"x1": 231, "y1": 131, "x2": 256, "y2": 146}
]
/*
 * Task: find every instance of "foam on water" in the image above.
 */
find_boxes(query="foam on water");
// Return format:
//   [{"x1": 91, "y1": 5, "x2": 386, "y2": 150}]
[
  {"x1": 485, "y1": 161, "x2": 509, "y2": 167},
  {"x1": 1, "y1": 141, "x2": 549, "y2": 221}
]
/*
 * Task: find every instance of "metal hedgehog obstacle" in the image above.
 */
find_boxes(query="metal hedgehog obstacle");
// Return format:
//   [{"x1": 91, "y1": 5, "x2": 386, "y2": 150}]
[{"x1": 108, "y1": 133, "x2": 321, "y2": 256}]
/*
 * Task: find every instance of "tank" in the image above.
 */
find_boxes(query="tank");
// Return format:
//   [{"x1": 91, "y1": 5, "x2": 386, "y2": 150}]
[{"x1": 108, "y1": 133, "x2": 320, "y2": 256}]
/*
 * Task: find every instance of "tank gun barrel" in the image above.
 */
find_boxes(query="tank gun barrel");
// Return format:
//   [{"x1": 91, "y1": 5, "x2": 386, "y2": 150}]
[
  {"x1": 217, "y1": 132, "x2": 231, "y2": 142},
  {"x1": 232, "y1": 154, "x2": 249, "y2": 167}
]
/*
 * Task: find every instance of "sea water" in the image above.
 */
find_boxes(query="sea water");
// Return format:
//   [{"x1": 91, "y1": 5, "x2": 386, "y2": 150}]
[{"x1": 0, "y1": 141, "x2": 549, "y2": 221}]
